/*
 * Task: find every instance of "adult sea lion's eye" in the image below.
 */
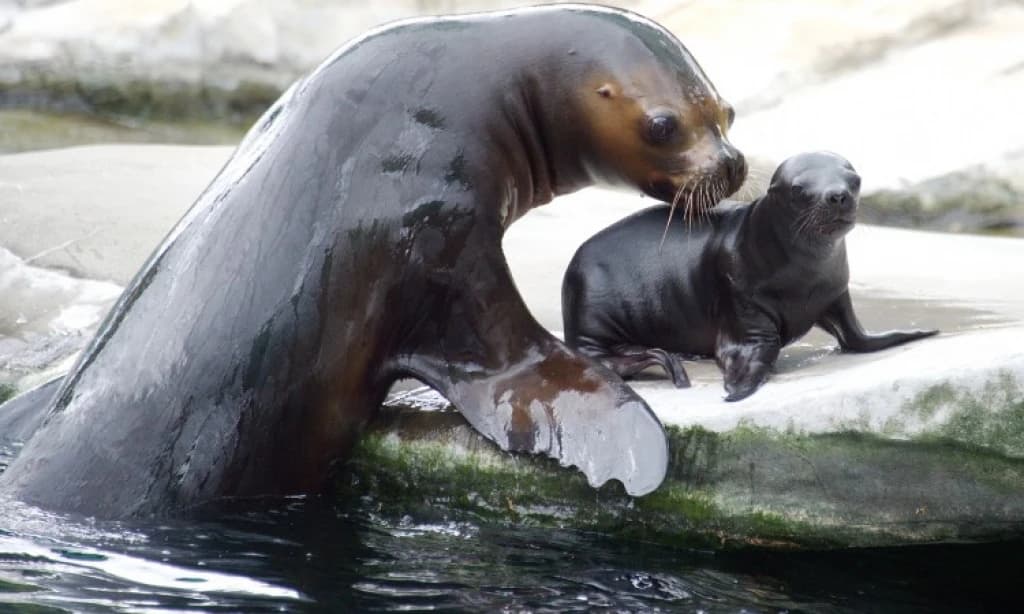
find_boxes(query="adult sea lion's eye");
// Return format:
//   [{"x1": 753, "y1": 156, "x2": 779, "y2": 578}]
[{"x1": 647, "y1": 115, "x2": 677, "y2": 144}]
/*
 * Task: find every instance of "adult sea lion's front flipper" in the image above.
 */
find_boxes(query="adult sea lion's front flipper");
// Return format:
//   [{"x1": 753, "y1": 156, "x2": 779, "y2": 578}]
[
  {"x1": 408, "y1": 338, "x2": 669, "y2": 496},
  {"x1": 397, "y1": 247, "x2": 669, "y2": 496}
]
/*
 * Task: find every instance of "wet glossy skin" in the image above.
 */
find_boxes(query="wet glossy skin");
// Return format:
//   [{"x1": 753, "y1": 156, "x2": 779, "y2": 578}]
[
  {"x1": 562, "y1": 151, "x2": 938, "y2": 402},
  {"x1": 0, "y1": 6, "x2": 744, "y2": 517}
]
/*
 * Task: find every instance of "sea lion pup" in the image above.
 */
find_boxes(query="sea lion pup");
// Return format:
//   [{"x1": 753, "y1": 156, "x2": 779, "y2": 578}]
[
  {"x1": 0, "y1": 5, "x2": 746, "y2": 517},
  {"x1": 562, "y1": 151, "x2": 937, "y2": 402}
]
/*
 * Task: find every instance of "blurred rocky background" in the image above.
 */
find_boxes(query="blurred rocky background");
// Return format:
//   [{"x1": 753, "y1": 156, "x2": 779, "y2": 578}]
[
  {"x1": 661, "y1": 0, "x2": 1024, "y2": 236},
  {"x1": 1, "y1": 0, "x2": 1021, "y2": 234}
]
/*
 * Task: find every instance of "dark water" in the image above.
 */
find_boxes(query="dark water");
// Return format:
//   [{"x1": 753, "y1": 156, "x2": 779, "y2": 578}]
[{"x1": 1, "y1": 441, "x2": 1022, "y2": 614}]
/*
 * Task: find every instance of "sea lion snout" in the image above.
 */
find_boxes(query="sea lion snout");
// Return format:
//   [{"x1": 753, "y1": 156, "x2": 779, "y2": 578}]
[
  {"x1": 752, "y1": 152, "x2": 865, "y2": 241},
  {"x1": 819, "y1": 189, "x2": 858, "y2": 234},
  {"x1": 823, "y1": 188, "x2": 857, "y2": 219},
  {"x1": 576, "y1": 26, "x2": 745, "y2": 215},
  {"x1": 645, "y1": 133, "x2": 746, "y2": 215},
  {"x1": 719, "y1": 139, "x2": 747, "y2": 196},
  {"x1": 825, "y1": 189, "x2": 853, "y2": 207},
  {"x1": 814, "y1": 164, "x2": 861, "y2": 230}
]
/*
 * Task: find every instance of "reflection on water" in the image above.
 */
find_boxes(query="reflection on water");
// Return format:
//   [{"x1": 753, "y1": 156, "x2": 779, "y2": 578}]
[{"x1": 1, "y1": 441, "x2": 1021, "y2": 612}]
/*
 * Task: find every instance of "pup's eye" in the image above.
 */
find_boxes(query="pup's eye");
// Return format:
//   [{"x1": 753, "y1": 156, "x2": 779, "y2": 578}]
[
  {"x1": 849, "y1": 175, "x2": 862, "y2": 191},
  {"x1": 791, "y1": 184, "x2": 805, "y2": 196},
  {"x1": 647, "y1": 115, "x2": 678, "y2": 144}
]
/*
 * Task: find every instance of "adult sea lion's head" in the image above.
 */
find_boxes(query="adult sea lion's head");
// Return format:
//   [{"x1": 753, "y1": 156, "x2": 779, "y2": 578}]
[
  {"x1": 767, "y1": 151, "x2": 861, "y2": 242},
  {"x1": 568, "y1": 8, "x2": 747, "y2": 214}
]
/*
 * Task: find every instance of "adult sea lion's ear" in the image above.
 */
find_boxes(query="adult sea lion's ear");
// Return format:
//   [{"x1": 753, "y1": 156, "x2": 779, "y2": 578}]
[{"x1": 596, "y1": 84, "x2": 615, "y2": 99}]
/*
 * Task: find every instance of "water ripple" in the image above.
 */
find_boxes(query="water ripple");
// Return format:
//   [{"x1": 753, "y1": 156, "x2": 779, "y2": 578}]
[{"x1": 0, "y1": 461, "x2": 1021, "y2": 611}]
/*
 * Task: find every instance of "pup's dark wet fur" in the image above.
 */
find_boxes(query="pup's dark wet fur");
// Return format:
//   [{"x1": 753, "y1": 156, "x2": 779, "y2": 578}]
[{"x1": 562, "y1": 151, "x2": 938, "y2": 401}]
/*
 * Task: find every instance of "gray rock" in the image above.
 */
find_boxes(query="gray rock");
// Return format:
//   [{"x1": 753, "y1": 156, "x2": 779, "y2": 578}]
[
  {"x1": 374, "y1": 205, "x2": 1024, "y2": 549},
  {"x1": 0, "y1": 0, "x2": 634, "y2": 119},
  {"x1": 861, "y1": 158, "x2": 1024, "y2": 235},
  {"x1": 657, "y1": 0, "x2": 1024, "y2": 238},
  {"x1": 4, "y1": 0, "x2": 1021, "y2": 236}
]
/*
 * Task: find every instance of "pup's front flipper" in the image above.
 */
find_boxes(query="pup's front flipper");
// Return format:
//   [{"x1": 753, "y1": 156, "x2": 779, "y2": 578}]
[
  {"x1": 716, "y1": 300, "x2": 781, "y2": 402},
  {"x1": 818, "y1": 291, "x2": 939, "y2": 352},
  {"x1": 716, "y1": 340, "x2": 780, "y2": 402}
]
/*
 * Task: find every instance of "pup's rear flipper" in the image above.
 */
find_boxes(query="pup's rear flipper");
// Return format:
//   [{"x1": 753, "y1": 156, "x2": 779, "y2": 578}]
[
  {"x1": 406, "y1": 337, "x2": 669, "y2": 497},
  {"x1": 818, "y1": 291, "x2": 939, "y2": 352}
]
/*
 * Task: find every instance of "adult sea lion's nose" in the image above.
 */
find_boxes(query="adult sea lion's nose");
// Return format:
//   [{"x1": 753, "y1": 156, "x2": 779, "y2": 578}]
[{"x1": 722, "y1": 144, "x2": 747, "y2": 193}]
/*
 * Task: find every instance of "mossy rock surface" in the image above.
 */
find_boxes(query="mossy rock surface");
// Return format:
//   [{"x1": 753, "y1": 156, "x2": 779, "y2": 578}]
[
  {"x1": 0, "y1": 384, "x2": 15, "y2": 405},
  {"x1": 0, "y1": 77, "x2": 278, "y2": 124},
  {"x1": 343, "y1": 402, "x2": 1024, "y2": 550}
]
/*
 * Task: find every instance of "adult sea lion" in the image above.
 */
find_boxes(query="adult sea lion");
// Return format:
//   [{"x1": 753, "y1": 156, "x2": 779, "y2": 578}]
[
  {"x1": 562, "y1": 151, "x2": 937, "y2": 401},
  {"x1": 0, "y1": 5, "x2": 746, "y2": 517}
]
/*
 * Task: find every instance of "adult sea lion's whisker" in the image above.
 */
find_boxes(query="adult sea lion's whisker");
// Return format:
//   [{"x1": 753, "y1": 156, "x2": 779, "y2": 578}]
[
  {"x1": 685, "y1": 181, "x2": 696, "y2": 234},
  {"x1": 705, "y1": 180, "x2": 717, "y2": 224},
  {"x1": 660, "y1": 181, "x2": 687, "y2": 248}
]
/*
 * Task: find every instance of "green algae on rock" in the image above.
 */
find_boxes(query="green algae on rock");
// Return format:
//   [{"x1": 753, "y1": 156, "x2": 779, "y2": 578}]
[
  {"x1": 900, "y1": 371, "x2": 1024, "y2": 458},
  {"x1": 342, "y1": 405, "x2": 1024, "y2": 550},
  {"x1": 0, "y1": 384, "x2": 15, "y2": 405},
  {"x1": 0, "y1": 109, "x2": 246, "y2": 154},
  {"x1": 0, "y1": 76, "x2": 278, "y2": 125}
]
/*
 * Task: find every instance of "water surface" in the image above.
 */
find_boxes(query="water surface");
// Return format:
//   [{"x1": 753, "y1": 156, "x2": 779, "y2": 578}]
[{"x1": 1, "y1": 442, "x2": 1021, "y2": 612}]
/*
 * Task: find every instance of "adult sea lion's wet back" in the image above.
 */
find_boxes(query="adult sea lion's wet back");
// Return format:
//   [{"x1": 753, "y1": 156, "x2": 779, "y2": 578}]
[{"x1": 0, "y1": 5, "x2": 745, "y2": 517}]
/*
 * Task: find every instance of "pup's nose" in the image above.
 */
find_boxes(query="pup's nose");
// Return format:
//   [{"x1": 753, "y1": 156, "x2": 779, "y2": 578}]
[{"x1": 826, "y1": 189, "x2": 854, "y2": 211}]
